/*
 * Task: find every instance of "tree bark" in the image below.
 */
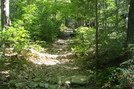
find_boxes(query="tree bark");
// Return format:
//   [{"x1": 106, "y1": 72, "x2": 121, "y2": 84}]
[
  {"x1": 95, "y1": 0, "x2": 99, "y2": 65},
  {"x1": 1, "y1": 0, "x2": 10, "y2": 58},
  {"x1": 127, "y1": 0, "x2": 134, "y2": 44},
  {"x1": 1, "y1": 0, "x2": 10, "y2": 31},
  {"x1": 125, "y1": 0, "x2": 134, "y2": 60}
]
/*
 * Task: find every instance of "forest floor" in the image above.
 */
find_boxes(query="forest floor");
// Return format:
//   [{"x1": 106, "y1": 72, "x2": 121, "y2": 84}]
[{"x1": 0, "y1": 30, "x2": 94, "y2": 89}]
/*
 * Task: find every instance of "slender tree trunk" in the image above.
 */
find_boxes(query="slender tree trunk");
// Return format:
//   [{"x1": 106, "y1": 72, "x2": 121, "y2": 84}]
[
  {"x1": 52, "y1": 0, "x2": 56, "y2": 21},
  {"x1": 115, "y1": 0, "x2": 119, "y2": 28},
  {"x1": 126, "y1": 0, "x2": 134, "y2": 60},
  {"x1": 1, "y1": 0, "x2": 10, "y2": 58},
  {"x1": 95, "y1": 0, "x2": 99, "y2": 87},
  {"x1": 1, "y1": 0, "x2": 10, "y2": 31},
  {"x1": 127, "y1": 0, "x2": 134, "y2": 44},
  {"x1": 95, "y1": 0, "x2": 99, "y2": 66}
]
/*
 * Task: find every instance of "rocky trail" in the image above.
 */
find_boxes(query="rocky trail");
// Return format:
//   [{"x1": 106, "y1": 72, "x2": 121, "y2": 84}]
[
  {"x1": 0, "y1": 29, "x2": 93, "y2": 89},
  {"x1": 24, "y1": 39, "x2": 92, "y2": 89},
  {"x1": 29, "y1": 39, "x2": 74, "y2": 65}
]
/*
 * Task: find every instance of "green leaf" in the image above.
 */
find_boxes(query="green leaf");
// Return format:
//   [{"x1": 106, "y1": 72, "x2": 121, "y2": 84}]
[
  {"x1": 28, "y1": 82, "x2": 38, "y2": 88},
  {"x1": 15, "y1": 82, "x2": 26, "y2": 88},
  {"x1": 38, "y1": 83, "x2": 45, "y2": 87},
  {"x1": 33, "y1": 77, "x2": 41, "y2": 82},
  {"x1": 9, "y1": 80, "x2": 17, "y2": 87}
]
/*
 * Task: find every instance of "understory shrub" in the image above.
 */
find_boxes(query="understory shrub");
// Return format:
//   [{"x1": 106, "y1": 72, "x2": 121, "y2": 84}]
[
  {"x1": 0, "y1": 25, "x2": 30, "y2": 54},
  {"x1": 95, "y1": 59, "x2": 134, "y2": 89},
  {"x1": 71, "y1": 27, "x2": 96, "y2": 57},
  {"x1": 10, "y1": 1, "x2": 62, "y2": 42},
  {"x1": 72, "y1": 26, "x2": 127, "y2": 69},
  {"x1": 0, "y1": 23, "x2": 46, "y2": 69}
]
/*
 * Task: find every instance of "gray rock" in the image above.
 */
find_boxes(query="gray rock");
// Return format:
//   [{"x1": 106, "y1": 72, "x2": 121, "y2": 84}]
[
  {"x1": 45, "y1": 83, "x2": 49, "y2": 88},
  {"x1": 63, "y1": 75, "x2": 90, "y2": 86}
]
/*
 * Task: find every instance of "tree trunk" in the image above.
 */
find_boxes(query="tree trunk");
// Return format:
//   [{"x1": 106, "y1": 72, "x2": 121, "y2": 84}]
[
  {"x1": 127, "y1": 0, "x2": 134, "y2": 44},
  {"x1": 1, "y1": 0, "x2": 10, "y2": 58},
  {"x1": 126, "y1": 0, "x2": 134, "y2": 60},
  {"x1": 52, "y1": 0, "x2": 56, "y2": 21},
  {"x1": 1, "y1": 0, "x2": 10, "y2": 31},
  {"x1": 95, "y1": 0, "x2": 99, "y2": 65},
  {"x1": 115, "y1": 0, "x2": 119, "y2": 28}
]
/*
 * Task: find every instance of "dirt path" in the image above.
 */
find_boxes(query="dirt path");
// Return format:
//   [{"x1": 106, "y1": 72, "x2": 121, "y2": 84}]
[
  {"x1": 0, "y1": 30, "x2": 93, "y2": 89},
  {"x1": 19, "y1": 38, "x2": 91, "y2": 89},
  {"x1": 29, "y1": 38, "x2": 74, "y2": 65}
]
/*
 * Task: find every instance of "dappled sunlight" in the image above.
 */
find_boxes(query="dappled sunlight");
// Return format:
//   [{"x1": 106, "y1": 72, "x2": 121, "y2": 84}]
[
  {"x1": 0, "y1": 71, "x2": 9, "y2": 75},
  {"x1": 1, "y1": 0, "x2": 132, "y2": 88},
  {"x1": 28, "y1": 52, "x2": 72, "y2": 65},
  {"x1": 28, "y1": 38, "x2": 74, "y2": 65}
]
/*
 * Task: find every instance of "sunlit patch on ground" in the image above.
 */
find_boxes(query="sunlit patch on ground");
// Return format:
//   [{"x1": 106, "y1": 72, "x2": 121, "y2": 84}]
[
  {"x1": 28, "y1": 52, "x2": 73, "y2": 65},
  {"x1": 28, "y1": 39, "x2": 74, "y2": 65}
]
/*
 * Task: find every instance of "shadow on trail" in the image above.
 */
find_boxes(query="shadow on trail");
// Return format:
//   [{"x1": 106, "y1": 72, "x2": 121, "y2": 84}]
[
  {"x1": 0, "y1": 58, "x2": 93, "y2": 89},
  {"x1": 0, "y1": 29, "x2": 94, "y2": 89}
]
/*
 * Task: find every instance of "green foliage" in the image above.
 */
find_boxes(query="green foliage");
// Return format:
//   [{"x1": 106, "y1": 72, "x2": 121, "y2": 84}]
[
  {"x1": 22, "y1": 3, "x2": 61, "y2": 41},
  {"x1": 98, "y1": 31, "x2": 126, "y2": 65},
  {"x1": 71, "y1": 27, "x2": 95, "y2": 57},
  {"x1": 59, "y1": 24, "x2": 68, "y2": 32},
  {"x1": 10, "y1": 0, "x2": 63, "y2": 42},
  {"x1": 2, "y1": 0, "x2": 130, "y2": 88},
  {"x1": 94, "y1": 59, "x2": 134, "y2": 89},
  {"x1": 96, "y1": 67, "x2": 117, "y2": 87},
  {"x1": 0, "y1": 23, "x2": 30, "y2": 53}
]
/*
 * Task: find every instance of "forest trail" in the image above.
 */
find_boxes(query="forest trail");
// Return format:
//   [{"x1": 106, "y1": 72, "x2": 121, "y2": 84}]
[
  {"x1": 0, "y1": 29, "x2": 92, "y2": 89},
  {"x1": 29, "y1": 29, "x2": 75, "y2": 65},
  {"x1": 23, "y1": 31, "x2": 91, "y2": 88}
]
